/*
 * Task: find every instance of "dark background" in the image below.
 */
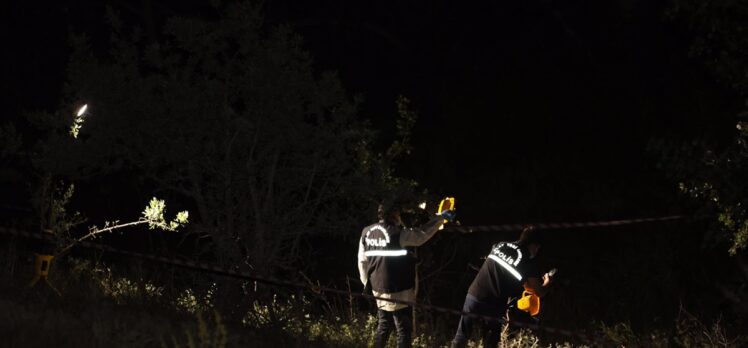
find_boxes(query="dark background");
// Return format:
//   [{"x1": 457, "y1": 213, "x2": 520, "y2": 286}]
[
  {"x1": 1, "y1": 0, "x2": 743, "y2": 336},
  {"x1": 1, "y1": 0, "x2": 737, "y2": 223}
]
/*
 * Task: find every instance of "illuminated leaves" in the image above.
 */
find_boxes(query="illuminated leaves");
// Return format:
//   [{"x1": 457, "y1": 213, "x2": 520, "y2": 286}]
[
  {"x1": 142, "y1": 197, "x2": 189, "y2": 231},
  {"x1": 56, "y1": 197, "x2": 189, "y2": 256}
]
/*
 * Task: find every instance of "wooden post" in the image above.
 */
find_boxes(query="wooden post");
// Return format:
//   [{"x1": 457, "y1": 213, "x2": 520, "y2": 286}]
[{"x1": 412, "y1": 249, "x2": 419, "y2": 338}]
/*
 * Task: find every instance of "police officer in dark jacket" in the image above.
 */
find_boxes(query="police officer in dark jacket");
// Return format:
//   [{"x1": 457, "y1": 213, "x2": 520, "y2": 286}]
[
  {"x1": 358, "y1": 198, "x2": 456, "y2": 348},
  {"x1": 451, "y1": 227, "x2": 554, "y2": 348}
]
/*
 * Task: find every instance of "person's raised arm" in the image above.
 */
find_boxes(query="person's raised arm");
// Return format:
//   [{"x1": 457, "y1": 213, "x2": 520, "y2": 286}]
[
  {"x1": 399, "y1": 216, "x2": 444, "y2": 247},
  {"x1": 399, "y1": 209, "x2": 456, "y2": 247}
]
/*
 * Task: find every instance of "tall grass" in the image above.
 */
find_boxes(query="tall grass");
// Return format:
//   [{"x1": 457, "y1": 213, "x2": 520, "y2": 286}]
[{"x1": 0, "y1": 239, "x2": 744, "y2": 347}]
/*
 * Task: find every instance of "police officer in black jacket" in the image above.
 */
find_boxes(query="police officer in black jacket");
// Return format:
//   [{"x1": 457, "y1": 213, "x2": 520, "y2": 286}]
[
  {"x1": 451, "y1": 227, "x2": 554, "y2": 348},
  {"x1": 358, "y1": 198, "x2": 456, "y2": 348}
]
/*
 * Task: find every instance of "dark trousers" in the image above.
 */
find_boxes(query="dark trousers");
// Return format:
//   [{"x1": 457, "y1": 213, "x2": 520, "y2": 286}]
[
  {"x1": 451, "y1": 294, "x2": 504, "y2": 348},
  {"x1": 375, "y1": 307, "x2": 412, "y2": 348}
]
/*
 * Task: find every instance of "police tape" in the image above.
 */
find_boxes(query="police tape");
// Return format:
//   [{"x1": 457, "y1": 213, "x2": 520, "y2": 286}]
[
  {"x1": 445, "y1": 215, "x2": 684, "y2": 233},
  {"x1": 0, "y1": 226, "x2": 602, "y2": 344}
]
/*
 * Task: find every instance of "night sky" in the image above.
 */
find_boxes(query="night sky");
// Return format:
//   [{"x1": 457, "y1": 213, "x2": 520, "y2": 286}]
[
  {"x1": 3, "y1": 0, "x2": 748, "y2": 342},
  {"x1": 1, "y1": 1, "x2": 738, "y2": 222}
]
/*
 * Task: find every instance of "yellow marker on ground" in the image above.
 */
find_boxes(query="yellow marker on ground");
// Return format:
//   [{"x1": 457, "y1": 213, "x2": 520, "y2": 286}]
[
  {"x1": 28, "y1": 228, "x2": 61, "y2": 296},
  {"x1": 28, "y1": 253, "x2": 54, "y2": 287}
]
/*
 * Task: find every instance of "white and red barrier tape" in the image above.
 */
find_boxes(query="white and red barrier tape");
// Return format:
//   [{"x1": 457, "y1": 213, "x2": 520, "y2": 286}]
[{"x1": 445, "y1": 215, "x2": 684, "y2": 233}]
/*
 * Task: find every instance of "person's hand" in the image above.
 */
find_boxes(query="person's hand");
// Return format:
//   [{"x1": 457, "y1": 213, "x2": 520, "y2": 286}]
[
  {"x1": 542, "y1": 268, "x2": 557, "y2": 286},
  {"x1": 439, "y1": 209, "x2": 457, "y2": 222}
]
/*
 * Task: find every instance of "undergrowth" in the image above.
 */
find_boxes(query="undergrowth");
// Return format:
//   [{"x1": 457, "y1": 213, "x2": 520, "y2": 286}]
[{"x1": 0, "y1": 241, "x2": 744, "y2": 347}]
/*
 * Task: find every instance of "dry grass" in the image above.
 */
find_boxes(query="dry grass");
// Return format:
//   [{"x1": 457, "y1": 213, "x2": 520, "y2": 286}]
[{"x1": 0, "y1": 241, "x2": 745, "y2": 348}]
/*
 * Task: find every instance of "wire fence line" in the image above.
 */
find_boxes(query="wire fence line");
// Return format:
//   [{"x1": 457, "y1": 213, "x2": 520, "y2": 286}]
[{"x1": 0, "y1": 215, "x2": 685, "y2": 345}]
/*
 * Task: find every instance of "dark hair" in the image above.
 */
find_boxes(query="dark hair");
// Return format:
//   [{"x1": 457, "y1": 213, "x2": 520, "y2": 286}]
[
  {"x1": 516, "y1": 226, "x2": 543, "y2": 247},
  {"x1": 377, "y1": 198, "x2": 405, "y2": 223}
]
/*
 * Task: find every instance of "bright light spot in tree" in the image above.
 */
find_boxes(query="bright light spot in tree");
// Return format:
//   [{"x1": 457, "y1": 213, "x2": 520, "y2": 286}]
[
  {"x1": 70, "y1": 103, "x2": 89, "y2": 138},
  {"x1": 76, "y1": 104, "x2": 88, "y2": 117}
]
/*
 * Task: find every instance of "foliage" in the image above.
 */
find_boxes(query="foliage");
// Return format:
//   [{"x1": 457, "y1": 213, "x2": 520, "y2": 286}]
[
  {"x1": 658, "y1": 0, "x2": 748, "y2": 254},
  {"x1": 46, "y1": 1, "x2": 418, "y2": 280},
  {"x1": 669, "y1": 0, "x2": 748, "y2": 94},
  {"x1": 142, "y1": 197, "x2": 190, "y2": 231},
  {"x1": 162, "y1": 311, "x2": 228, "y2": 348},
  {"x1": 57, "y1": 197, "x2": 188, "y2": 256},
  {"x1": 69, "y1": 104, "x2": 88, "y2": 139},
  {"x1": 651, "y1": 90, "x2": 748, "y2": 255},
  {"x1": 35, "y1": 178, "x2": 86, "y2": 238},
  {"x1": 0, "y1": 238, "x2": 746, "y2": 348},
  {"x1": 673, "y1": 307, "x2": 745, "y2": 348},
  {"x1": 593, "y1": 313, "x2": 746, "y2": 348},
  {"x1": 0, "y1": 123, "x2": 22, "y2": 161}
]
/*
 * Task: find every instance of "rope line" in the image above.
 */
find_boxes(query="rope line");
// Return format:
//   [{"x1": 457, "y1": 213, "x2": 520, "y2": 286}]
[{"x1": 446, "y1": 215, "x2": 684, "y2": 233}]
